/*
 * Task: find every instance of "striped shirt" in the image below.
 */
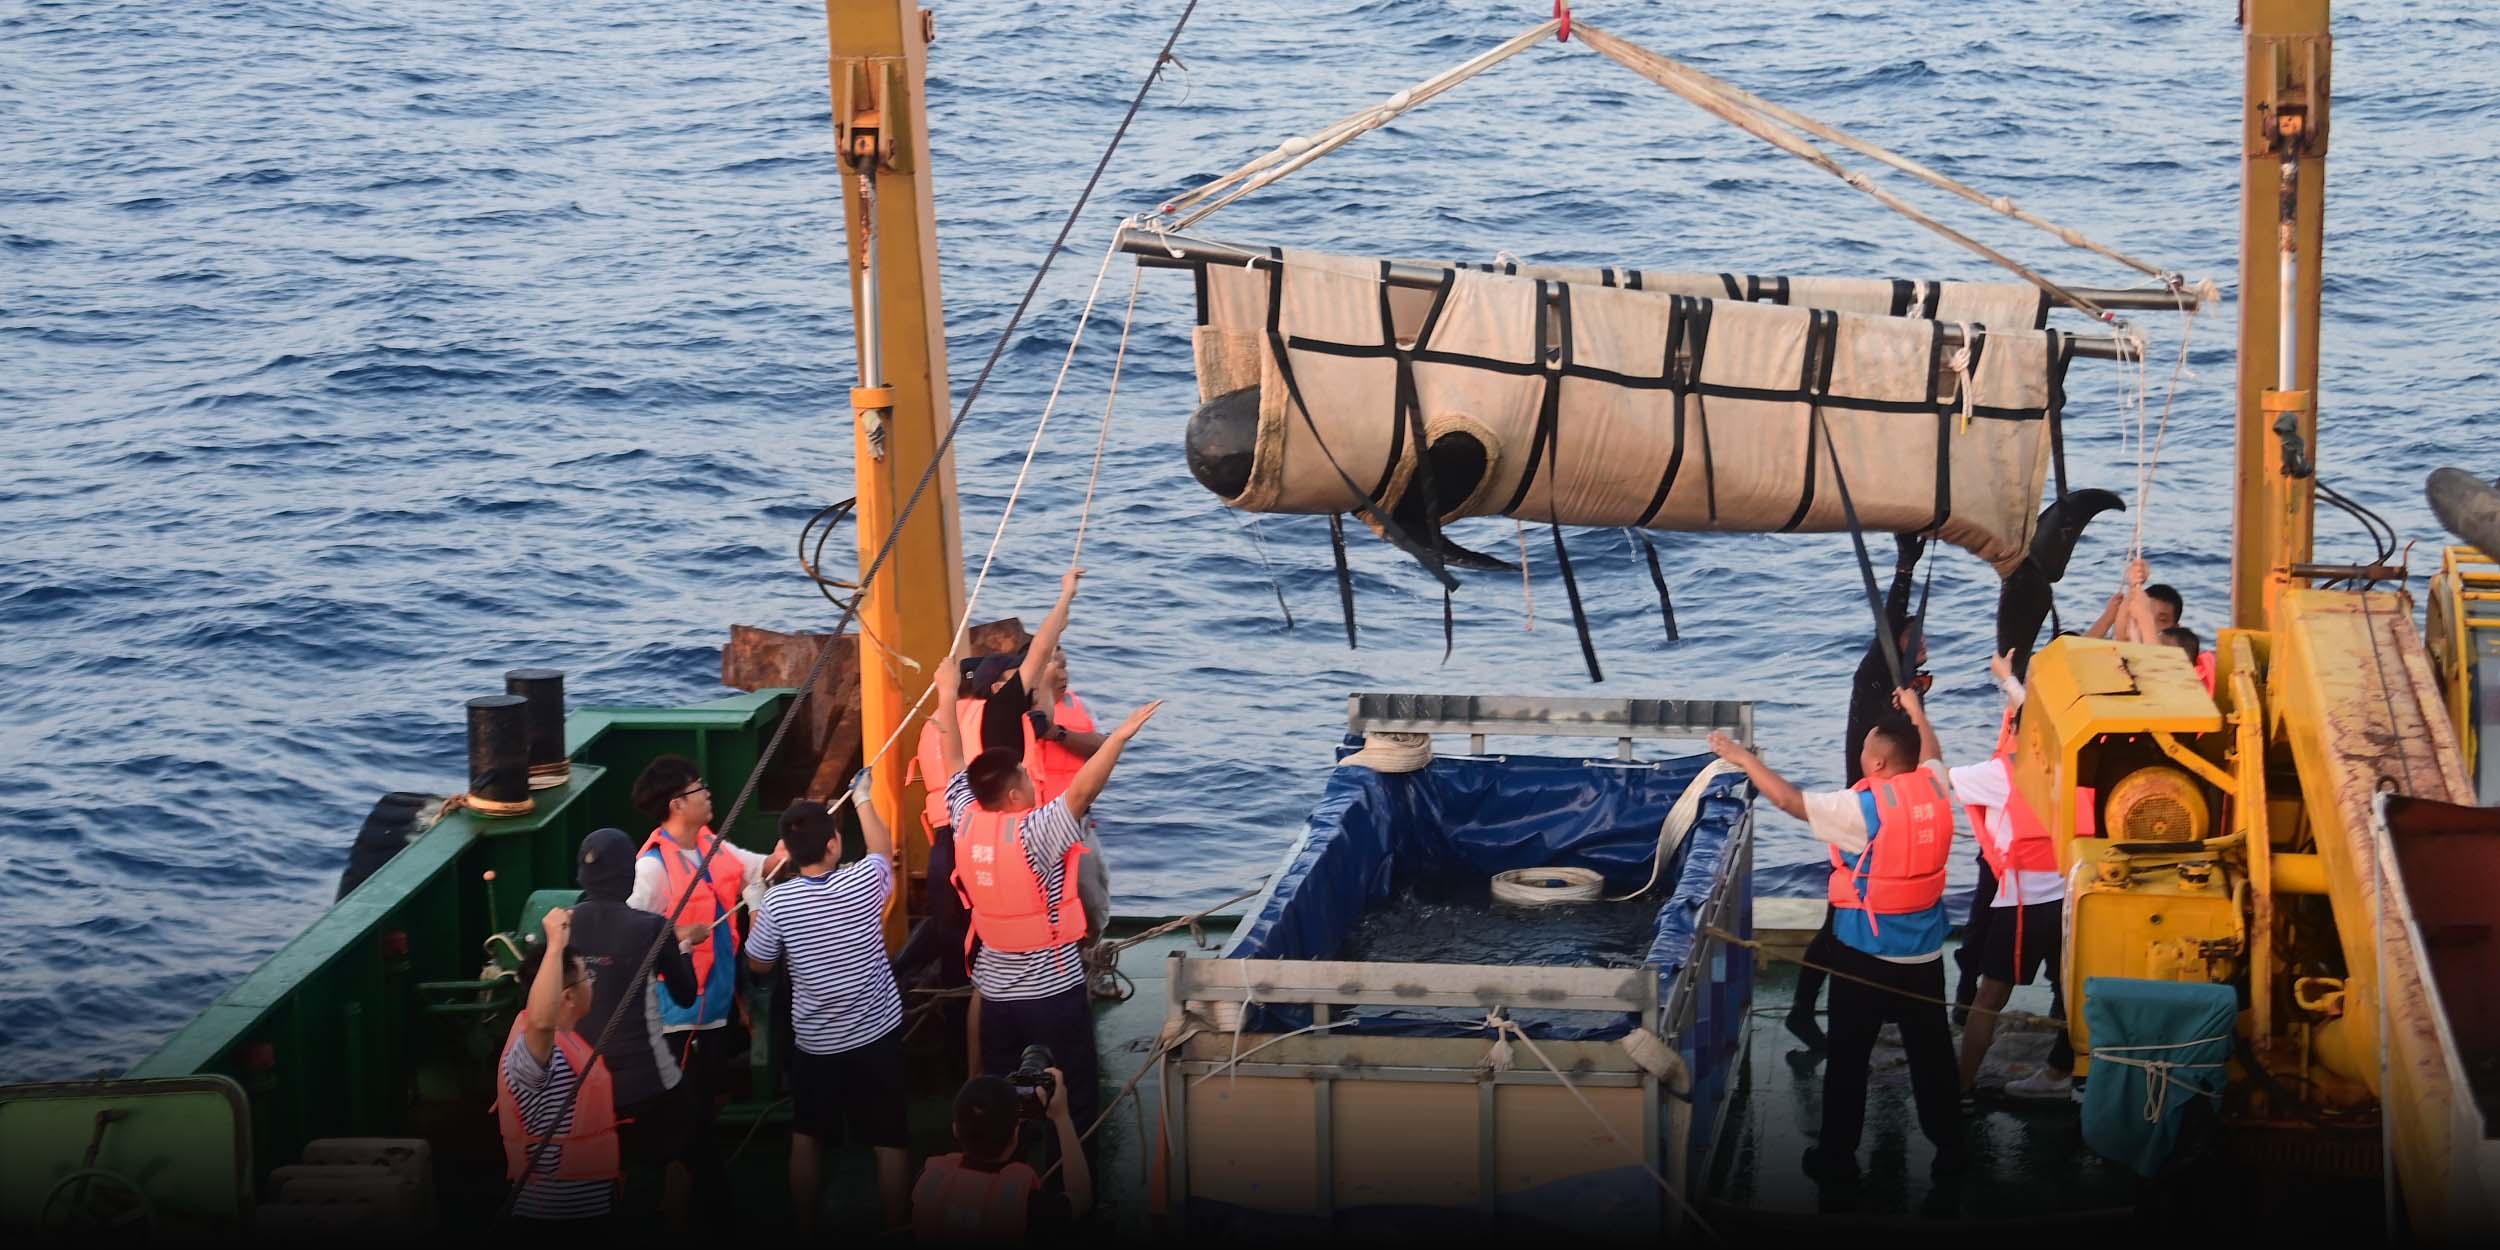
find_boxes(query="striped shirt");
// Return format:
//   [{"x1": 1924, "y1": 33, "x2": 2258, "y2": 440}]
[
  {"x1": 946, "y1": 772, "x2": 1088, "y2": 1001},
  {"x1": 500, "y1": 1039, "x2": 615, "y2": 1220},
  {"x1": 748, "y1": 856, "x2": 904, "y2": 1056}
]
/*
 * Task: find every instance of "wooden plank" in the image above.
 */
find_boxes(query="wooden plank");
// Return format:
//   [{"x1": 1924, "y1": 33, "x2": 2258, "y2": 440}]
[
  {"x1": 1175, "y1": 957, "x2": 1651, "y2": 1013},
  {"x1": 1186, "y1": 1076, "x2": 1319, "y2": 1212},
  {"x1": 1173, "y1": 1061, "x2": 1646, "y2": 1089},
  {"x1": 1178, "y1": 1032, "x2": 1636, "y2": 1074},
  {"x1": 1332, "y1": 1080, "x2": 1482, "y2": 1209}
]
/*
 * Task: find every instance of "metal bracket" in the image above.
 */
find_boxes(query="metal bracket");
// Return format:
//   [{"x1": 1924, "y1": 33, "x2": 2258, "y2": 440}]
[
  {"x1": 1346, "y1": 692, "x2": 1755, "y2": 750},
  {"x1": 2247, "y1": 33, "x2": 2331, "y2": 158},
  {"x1": 833, "y1": 57, "x2": 912, "y2": 173},
  {"x1": 2153, "y1": 731, "x2": 2238, "y2": 797}
]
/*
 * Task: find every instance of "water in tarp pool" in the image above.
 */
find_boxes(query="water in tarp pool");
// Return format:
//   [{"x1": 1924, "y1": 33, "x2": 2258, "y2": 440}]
[{"x1": 1335, "y1": 877, "x2": 1663, "y2": 970}]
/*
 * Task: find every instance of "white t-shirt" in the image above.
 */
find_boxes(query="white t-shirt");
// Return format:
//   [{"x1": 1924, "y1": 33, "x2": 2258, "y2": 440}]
[
  {"x1": 1946, "y1": 757, "x2": 2065, "y2": 908},
  {"x1": 1800, "y1": 759, "x2": 1956, "y2": 963}
]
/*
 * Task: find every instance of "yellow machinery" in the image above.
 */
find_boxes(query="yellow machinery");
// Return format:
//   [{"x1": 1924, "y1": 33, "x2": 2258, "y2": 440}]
[
  {"x1": 2016, "y1": 0, "x2": 2493, "y2": 1234},
  {"x1": 2425, "y1": 545, "x2": 2500, "y2": 802}
]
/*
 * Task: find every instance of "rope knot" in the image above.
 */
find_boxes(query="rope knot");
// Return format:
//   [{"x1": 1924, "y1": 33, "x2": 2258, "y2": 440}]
[{"x1": 1990, "y1": 195, "x2": 2015, "y2": 213}]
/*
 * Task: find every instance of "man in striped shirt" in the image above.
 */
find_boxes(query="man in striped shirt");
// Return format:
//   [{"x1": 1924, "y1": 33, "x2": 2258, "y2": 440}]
[
  {"x1": 501, "y1": 908, "x2": 617, "y2": 1224},
  {"x1": 747, "y1": 775, "x2": 907, "y2": 1233},
  {"x1": 935, "y1": 615, "x2": 1163, "y2": 1141}
]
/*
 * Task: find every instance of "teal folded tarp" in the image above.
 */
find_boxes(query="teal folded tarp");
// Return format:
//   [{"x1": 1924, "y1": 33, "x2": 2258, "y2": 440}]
[{"x1": 2080, "y1": 976, "x2": 2236, "y2": 1177}]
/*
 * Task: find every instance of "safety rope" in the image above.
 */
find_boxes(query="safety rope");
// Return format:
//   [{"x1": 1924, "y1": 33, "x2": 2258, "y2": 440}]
[
  {"x1": 1159, "y1": 19, "x2": 1561, "y2": 230},
  {"x1": 2128, "y1": 283, "x2": 2214, "y2": 563},
  {"x1": 1475, "y1": 1011, "x2": 1723, "y2": 1244},
  {"x1": 1099, "y1": 882, "x2": 1265, "y2": 958},
  {"x1": 1606, "y1": 759, "x2": 1743, "y2": 901},
  {"x1": 2087, "y1": 1036, "x2": 2229, "y2": 1123},
  {"x1": 494, "y1": 1, "x2": 1204, "y2": 1215},
  {"x1": 1070, "y1": 264, "x2": 1143, "y2": 568},
  {"x1": 1704, "y1": 925, "x2": 2066, "y2": 1030},
  {"x1": 1222, "y1": 503, "x2": 1296, "y2": 629},
  {"x1": 1573, "y1": 23, "x2": 2125, "y2": 326},
  {"x1": 826, "y1": 225, "x2": 1133, "y2": 827}
]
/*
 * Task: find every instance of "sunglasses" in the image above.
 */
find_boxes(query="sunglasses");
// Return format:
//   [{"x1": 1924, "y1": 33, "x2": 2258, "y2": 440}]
[{"x1": 672, "y1": 782, "x2": 711, "y2": 802}]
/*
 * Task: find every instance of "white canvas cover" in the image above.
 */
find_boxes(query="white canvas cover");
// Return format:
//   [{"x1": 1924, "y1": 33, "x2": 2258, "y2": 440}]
[{"x1": 1192, "y1": 249, "x2": 2074, "y2": 574}]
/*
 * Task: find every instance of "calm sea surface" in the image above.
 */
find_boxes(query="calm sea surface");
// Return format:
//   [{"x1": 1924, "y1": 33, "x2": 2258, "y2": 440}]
[{"x1": 5, "y1": 1, "x2": 2496, "y2": 1080}]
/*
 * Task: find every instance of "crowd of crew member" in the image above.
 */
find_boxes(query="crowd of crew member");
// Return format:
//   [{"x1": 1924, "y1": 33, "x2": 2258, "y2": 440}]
[
  {"x1": 1714, "y1": 550, "x2": 2214, "y2": 1183},
  {"x1": 495, "y1": 568, "x2": 1154, "y2": 1237},
  {"x1": 492, "y1": 553, "x2": 2217, "y2": 1223}
]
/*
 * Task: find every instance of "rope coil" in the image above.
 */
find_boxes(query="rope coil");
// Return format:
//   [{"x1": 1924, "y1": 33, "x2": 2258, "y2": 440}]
[
  {"x1": 2088, "y1": 1036, "x2": 2229, "y2": 1123},
  {"x1": 1490, "y1": 866, "x2": 1604, "y2": 905}
]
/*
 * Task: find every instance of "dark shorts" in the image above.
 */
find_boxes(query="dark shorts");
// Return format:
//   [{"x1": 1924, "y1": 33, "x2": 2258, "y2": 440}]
[
  {"x1": 1978, "y1": 899, "x2": 2063, "y2": 986},
  {"x1": 615, "y1": 1080, "x2": 693, "y2": 1170},
  {"x1": 788, "y1": 1028, "x2": 909, "y2": 1148}
]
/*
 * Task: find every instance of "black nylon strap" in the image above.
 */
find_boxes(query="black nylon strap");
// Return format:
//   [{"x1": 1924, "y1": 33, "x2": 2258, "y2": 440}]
[
  {"x1": 1820, "y1": 417, "x2": 1907, "y2": 691},
  {"x1": 2048, "y1": 331, "x2": 2075, "y2": 500},
  {"x1": 1260, "y1": 252, "x2": 1457, "y2": 590},
  {"x1": 1529, "y1": 283, "x2": 1601, "y2": 683},
  {"x1": 1329, "y1": 510, "x2": 1357, "y2": 649},
  {"x1": 1639, "y1": 531, "x2": 1680, "y2": 643},
  {"x1": 1780, "y1": 310, "x2": 1837, "y2": 533},
  {"x1": 1635, "y1": 295, "x2": 1695, "y2": 527},
  {"x1": 1926, "y1": 321, "x2": 1951, "y2": 533}
]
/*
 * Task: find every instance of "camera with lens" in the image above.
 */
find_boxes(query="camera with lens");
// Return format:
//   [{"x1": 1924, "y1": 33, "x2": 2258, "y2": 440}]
[{"x1": 1009, "y1": 1044, "x2": 1057, "y2": 1118}]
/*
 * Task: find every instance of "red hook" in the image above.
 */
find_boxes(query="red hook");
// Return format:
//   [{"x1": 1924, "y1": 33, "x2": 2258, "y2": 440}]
[{"x1": 1555, "y1": 1, "x2": 1572, "y2": 42}]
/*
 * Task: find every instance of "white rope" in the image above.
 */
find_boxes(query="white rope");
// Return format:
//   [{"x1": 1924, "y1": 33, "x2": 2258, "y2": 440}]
[
  {"x1": 2129, "y1": 282, "x2": 2211, "y2": 558},
  {"x1": 1476, "y1": 1011, "x2": 1722, "y2": 1244},
  {"x1": 1160, "y1": 20, "x2": 1561, "y2": 230},
  {"x1": 1945, "y1": 319, "x2": 1978, "y2": 434},
  {"x1": 1606, "y1": 758, "x2": 1743, "y2": 901},
  {"x1": 1070, "y1": 262, "x2": 1142, "y2": 567},
  {"x1": 1338, "y1": 730, "x2": 1433, "y2": 773},
  {"x1": 1188, "y1": 1013, "x2": 1362, "y2": 1089},
  {"x1": 2087, "y1": 1034, "x2": 2230, "y2": 1123},
  {"x1": 1491, "y1": 866, "x2": 1605, "y2": 905},
  {"x1": 829, "y1": 228, "x2": 1133, "y2": 809}
]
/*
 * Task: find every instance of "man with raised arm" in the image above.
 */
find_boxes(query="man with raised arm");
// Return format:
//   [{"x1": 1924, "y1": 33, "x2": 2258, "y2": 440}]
[
  {"x1": 1709, "y1": 685, "x2": 1967, "y2": 1183},
  {"x1": 934, "y1": 570, "x2": 1162, "y2": 1140},
  {"x1": 1953, "y1": 651, "x2": 2077, "y2": 1104},
  {"x1": 747, "y1": 773, "x2": 909, "y2": 1233},
  {"x1": 899, "y1": 570, "x2": 1092, "y2": 1008}
]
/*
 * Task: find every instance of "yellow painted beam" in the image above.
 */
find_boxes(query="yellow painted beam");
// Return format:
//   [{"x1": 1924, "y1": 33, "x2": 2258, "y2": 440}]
[
  {"x1": 2268, "y1": 589, "x2": 2468, "y2": 1117},
  {"x1": 2230, "y1": 0, "x2": 2328, "y2": 629},
  {"x1": 828, "y1": 0, "x2": 968, "y2": 942}
]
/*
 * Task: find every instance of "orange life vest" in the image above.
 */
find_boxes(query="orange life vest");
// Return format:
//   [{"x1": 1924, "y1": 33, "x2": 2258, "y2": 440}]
[
  {"x1": 1826, "y1": 766, "x2": 1954, "y2": 928},
  {"x1": 1030, "y1": 692, "x2": 1094, "y2": 803},
  {"x1": 1968, "y1": 712, "x2": 2060, "y2": 894},
  {"x1": 911, "y1": 696, "x2": 1042, "y2": 840},
  {"x1": 639, "y1": 827, "x2": 746, "y2": 1026},
  {"x1": 912, "y1": 1154, "x2": 1037, "y2": 1243},
  {"x1": 2194, "y1": 649, "x2": 2217, "y2": 694},
  {"x1": 954, "y1": 802, "x2": 1088, "y2": 955},
  {"x1": 494, "y1": 1018, "x2": 621, "y2": 1184}
]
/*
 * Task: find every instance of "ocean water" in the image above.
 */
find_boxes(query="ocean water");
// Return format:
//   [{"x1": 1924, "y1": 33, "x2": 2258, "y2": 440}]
[{"x1": 4, "y1": 0, "x2": 2496, "y2": 1081}]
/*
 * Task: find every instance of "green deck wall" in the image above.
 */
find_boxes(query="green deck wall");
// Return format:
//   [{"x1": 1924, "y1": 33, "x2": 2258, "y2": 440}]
[{"x1": 127, "y1": 690, "x2": 796, "y2": 1175}]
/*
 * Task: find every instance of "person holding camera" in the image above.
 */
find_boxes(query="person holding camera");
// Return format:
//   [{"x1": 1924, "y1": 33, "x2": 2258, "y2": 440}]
[
  {"x1": 911, "y1": 1067, "x2": 1091, "y2": 1244},
  {"x1": 745, "y1": 774, "x2": 907, "y2": 1233},
  {"x1": 933, "y1": 588, "x2": 1165, "y2": 1139}
]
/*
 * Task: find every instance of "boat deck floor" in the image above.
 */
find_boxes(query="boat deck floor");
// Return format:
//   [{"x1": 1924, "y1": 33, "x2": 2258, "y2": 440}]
[
  {"x1": 755, "y1": 926, "x2": 2136, "y2": 1236},
  {"x1": 1707, "y1": 950, "x2": 2136, "y2": 1229}
]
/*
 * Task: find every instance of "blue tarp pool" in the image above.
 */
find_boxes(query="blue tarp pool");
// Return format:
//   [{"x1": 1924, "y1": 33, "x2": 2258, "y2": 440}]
[{"x1": 1223, "y1": 742, "x2": 1755, "y2": 1042}]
